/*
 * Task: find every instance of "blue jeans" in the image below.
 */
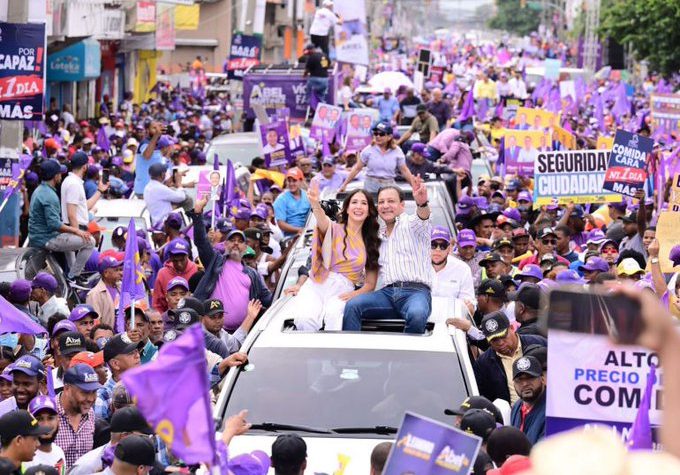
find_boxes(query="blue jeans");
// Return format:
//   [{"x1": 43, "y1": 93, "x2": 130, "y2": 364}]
[
  {"x1": 306, "y1": 77, "x2": 329, "y2": 104},
  {"x1": 342, "y1": 286, "x2": 432, "y2": 334}
]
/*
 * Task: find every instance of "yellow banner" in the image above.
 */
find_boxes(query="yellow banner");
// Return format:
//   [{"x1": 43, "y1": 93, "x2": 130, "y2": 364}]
[
  {"x1": 134, "y1": 50, "x2": 161, "y2": 104},
  {"x1": 670, "y1": 173, "x2": 680, "y2": 213},
  {"x1": 596, "y1": 136, "x2": 614, "y2": 150},
  {"x1": 553, "y1": 125, "x2": 576, "y2": 150},
  {"x1": 656, "y1": 211, "x2": 680, "y2": 273},
  {"x1": 175, "y1": 4, "x2": 200, "y2": 30},
  {"x1": 515, "y1": 107, "x2": 558, "y2": 130}
]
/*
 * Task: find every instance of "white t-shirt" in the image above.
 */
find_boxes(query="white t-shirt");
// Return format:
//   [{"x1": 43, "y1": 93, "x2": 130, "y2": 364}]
[
  {"x1": 23, "y1": 444, "x2": 67, "y2": 474},
  {"x1": 310, "y1": 7, "x2": 338, "y2": 36},
  {"x1": 61, "y1": 173, "x2": 89, "y2": 226}
]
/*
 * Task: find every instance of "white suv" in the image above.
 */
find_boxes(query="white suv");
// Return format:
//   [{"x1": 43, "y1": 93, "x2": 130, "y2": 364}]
[{"x1": 214, "y1": 295, "x2": 477, "y2": 473}]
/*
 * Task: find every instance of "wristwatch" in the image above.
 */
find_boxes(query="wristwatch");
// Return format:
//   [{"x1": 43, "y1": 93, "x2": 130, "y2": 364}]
[
  {"x1": 650, "y1": 257, "x2": 659, "y2": 264},
  {"x1": 417, "y1": 201, "x2": 429, "y2": 208}
]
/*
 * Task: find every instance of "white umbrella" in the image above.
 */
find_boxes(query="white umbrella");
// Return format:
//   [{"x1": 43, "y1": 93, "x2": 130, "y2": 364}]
[{"x1": 368, "y1": 71, "x2": 415, "y2": 93}]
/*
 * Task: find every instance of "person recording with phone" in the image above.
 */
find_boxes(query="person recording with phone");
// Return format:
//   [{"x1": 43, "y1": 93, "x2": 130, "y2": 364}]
[{"x1": 133, "y1": 121, "x2": 165, "y2": 198}]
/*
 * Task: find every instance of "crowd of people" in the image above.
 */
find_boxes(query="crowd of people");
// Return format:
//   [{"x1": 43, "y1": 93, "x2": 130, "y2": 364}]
[{"x1": 1, "y1": 14, "x2": 680, "y2": 475}]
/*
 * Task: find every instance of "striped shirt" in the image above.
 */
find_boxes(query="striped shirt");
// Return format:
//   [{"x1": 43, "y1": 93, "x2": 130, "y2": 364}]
[
  {"x1": 379, "y1": 212, "x2": 433, "y2": 287},
  {"x1": 55, "y1": 393, "x2": 95, "y2": 468},
  {"x1": 311, "y1": 222, "x2": 367, "y2": 285}
]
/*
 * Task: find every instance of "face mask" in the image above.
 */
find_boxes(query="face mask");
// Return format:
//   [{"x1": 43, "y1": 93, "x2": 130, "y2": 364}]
[
  {"x1": 518, "y1": 205, "x2": 530, "y2": 212},
  {"x1": 0, "y1": 333, "x2": 19, "y2": 350}
]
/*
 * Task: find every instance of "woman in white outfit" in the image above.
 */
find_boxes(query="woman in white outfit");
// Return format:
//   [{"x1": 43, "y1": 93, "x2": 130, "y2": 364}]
[{"x1": 292, "y1": 186, "x2": 381, "y2": 331}]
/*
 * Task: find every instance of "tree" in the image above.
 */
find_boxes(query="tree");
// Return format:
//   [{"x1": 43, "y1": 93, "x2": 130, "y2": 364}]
[
  {"x1": 600, "y1": 0, "x2": 680, "y2": 77},
  {"x1": 488, "y1": 0, "x2": 541, "y2": 37}
]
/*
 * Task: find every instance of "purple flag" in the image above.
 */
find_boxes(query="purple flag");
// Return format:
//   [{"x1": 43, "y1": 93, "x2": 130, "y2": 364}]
[
  {"x1": 96, "y1": 126, "x2": 110, "y2": 152},
  {"x1": 458, "y1": 90, "x2": 475, "y2": 121},
  {"x1": 494, "y1": 100, "x2": 504, "y2": 119},
  {"x1": 1, "y1": 154, "x2": 34, "y2": 205},
  {"x1": 0, "y1": 294, "x2": 47, "y2": 335},
  {"x1": 547, "y1": 87, "x2": 562, "y2": 113},
  {"x1": 594, "y1": 93, "x2": 606, "y2": 133},
  {"x1": 321, "y1": 133, "x2": 332, "y2": 158},
  {"x1": 476, "y1": 98, "x2": 489, "y2": 121},
  {"x1": 627, "y1": 364, "x2": 656, "y2": 450},
  {"x1": 116, "y1": 219, "x2": 147, "y2": 332},
  {"x1": 611, "y1": 83, "x2": 631, "y2": 121},
  {"x1": 121, "y1": 324, "x2": 216, "y2": 465}
]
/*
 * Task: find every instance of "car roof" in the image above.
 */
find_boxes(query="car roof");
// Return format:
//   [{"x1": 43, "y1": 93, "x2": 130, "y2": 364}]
[
  {"x1": 95, "y1": 199, "x2": 148, "y2": 219},
  {"x1": 207, "y1": 132, "x2": 259, "y2": 145}
]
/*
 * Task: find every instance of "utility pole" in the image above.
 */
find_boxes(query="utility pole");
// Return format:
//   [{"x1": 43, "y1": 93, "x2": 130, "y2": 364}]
[{"x1": 583, "y1": 0, "x2": 601, "y2": 72}]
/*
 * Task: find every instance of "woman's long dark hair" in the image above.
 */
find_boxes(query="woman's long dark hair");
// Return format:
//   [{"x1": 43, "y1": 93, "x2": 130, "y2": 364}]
[{"x1": 339, "y1": 189, "x2": 381, "y2": 271}]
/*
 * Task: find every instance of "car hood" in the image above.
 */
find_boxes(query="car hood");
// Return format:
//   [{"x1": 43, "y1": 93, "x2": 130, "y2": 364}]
[{"x1": 228, "y1": 434, "x2": 390, "y2": 473}]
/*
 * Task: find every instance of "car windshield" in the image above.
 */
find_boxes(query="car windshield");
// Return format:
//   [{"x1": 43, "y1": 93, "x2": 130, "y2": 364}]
[
  {"x1": 205, "y1": 141, "x2": 261, "y2": 168},
  {"x1": 223, "y1": 347, "x2": 469, "y2": 433}
]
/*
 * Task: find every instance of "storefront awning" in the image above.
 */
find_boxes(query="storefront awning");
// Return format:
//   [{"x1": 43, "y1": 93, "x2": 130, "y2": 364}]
[{"x1": 47, "y1": 38, "x2": 101, "y2": 82}]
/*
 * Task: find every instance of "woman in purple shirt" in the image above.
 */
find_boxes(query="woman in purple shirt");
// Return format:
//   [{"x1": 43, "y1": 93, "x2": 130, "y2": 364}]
[
  {"x1": 339, "y1": 122, "x2": 416, "y2": 194},
  {"x1": 292, "y1": 186, "x2": 381, "y2": 331}
]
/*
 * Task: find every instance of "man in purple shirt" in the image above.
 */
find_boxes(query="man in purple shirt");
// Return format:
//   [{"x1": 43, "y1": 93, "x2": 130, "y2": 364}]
[{"x1": 310, "y1": 157, "x2": 347, "y2": 193}]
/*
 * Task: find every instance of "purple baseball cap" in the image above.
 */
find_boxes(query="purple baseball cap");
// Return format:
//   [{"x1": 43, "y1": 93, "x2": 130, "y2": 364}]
[
  {"x1": 491, "y1": 190, "x2": 507, "y2": 201},
  {"x1": 556, "y1": 269, "x2": 586, "y2": 284},
  {"x1": 238, "y1": 199, "x2": 253, "y2": 210},
  {"x1": 157, "y1": 135, "x2": 175, "y2": 149},
  {"x1": 250, "y1": 206, "x2": 268, "y2": 221},
  {"x1": 608, "y1": 201, "x2": 627, "y2": 212},
  {"x1": 229, "y1": 450, "x2": 271, "y2": 475},
  {"x1": 473, "y1": 196, "x2": 489, "y2": 211},
  {"x1": 431, "y1": 225, "x2": 451, "y2": 244},
  {"x1": 166, "y1": 238, "x2": 190, "y2": 256},
  {"x1": 165, "y1": 212, "x2": 183, "y2": 229},
  {"x1": 517, "y1": 191, "x2": 533, "y2": 204},
  {"x1": 111, "y1": 156, "x2": 123, "y2": 167},
  {"x1": 502, "y1": 208, "x2": 521, "y2": 223},
  {"x1": 31, "y1": 272, "x2": 58, "y2": 294},
  {"x1": 98, "y1": 256, "x2": 123, "y2": 273},
  {"x1": 670, "y1": 245, "x2": 680, "y2": 267},
  {"x1": 0, "y1": 365, "x2": 12, "y2": 383},
  {"x1": 578, "y1": 257, "x2": 609, "y2": 273},
  {"x1": 166, "y1": 276, "x2": 189, "y2": 292},
  {"x1": 517, "y1": 264, "x2": 543, "y2": 282},
  {"x1": 9, "y1": 279, "x2": 32, "y2": 303},
  {"x1": 51, "y1": 319, "x2": 78, "y2": 337},
  {"x1": 410, "y1": 143, "x2": 431, "y2": 158},
  {"x1": 233, "y1": 207, "x2": 251, "y2": 221},
  {"x1": 586, "y1": 229, "x2": 606, "y2": 245},
  {"x1": 456, "y1": 229, "x2": 477, "y2": 248},
  {"x1": 28, "y1": 395, "x2": 58, "y2": 415},
  {"x1": 69, "y1": 304, "x2": 98, "y2": 322},
  {"x1": 456, "y1": 195, "x2": 476, "y2": 215}
]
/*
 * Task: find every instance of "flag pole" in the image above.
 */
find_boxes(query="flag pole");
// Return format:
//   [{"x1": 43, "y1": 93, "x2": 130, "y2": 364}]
[{"x1": 130, "y1": 299, "x2": 136, "y2": 330}]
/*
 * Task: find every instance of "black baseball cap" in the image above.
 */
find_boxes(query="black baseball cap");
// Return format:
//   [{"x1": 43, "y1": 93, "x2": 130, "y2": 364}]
[
  {"x1": 24, "y1": 465, "x2": 59, "y2": 475},
  {"x1": 110, "y1": 407, "x2": 154, "y2": 435},
  {"x1": 622, "y1": 212, "x2": 638, "y2": 223},
  {"x1": 524, "y1": 344, "x2": 548, "y2": 370},
  {"x1": 167, "y1": 307, "x2": 200, "y2": 328},
  {"x1": 476, "y1": 279, "x2": 507, "y2": 301},
  {"x1": 508, "y1": 283, "x2": 541, "y2": 310},
  {"x1": 0, "y1": 410, "x2": 51, "y2": 443},
  {"x1": 103, "y1": 333, "x2": 144, "y2": 363},
  {"x1": 70, "y1": 151, "x2": 89, "y2": 168},
  {"x1": 444, "y1": 396, "x2": 503, "y2": 424},
  {"x1": 536, "y1": 227, "x2": 557, "y2": 240},
  {"x1": 480, "y1": 252, "x2": 503, "y2": 267},
  {"x1": 58, "y1": 331, "x2": 86, "y2": 356},
  {"x1": 176, "y1": 296, "x2": 204, "y2": 315},
  {"x1": 512, "y1": 355, "x2": 543, "y2": 379},
  {"x1": 459, "y1": 408, "x2": 496, "y2": 441},
  {"x1": 114, "y1": 434, "x2": 157, "y2": 467},
  {"x1": 244, "y1": 227, "x2": 264, "y2": 242},
  {"x1": 481, "y1": 311, "x2": 511, "y2": 341},
  {"x1": 271, "y1": 434, "x2": 307, "y2": 472},
  {"x1": 204, "y1": 299, "x2": 224, "y2": 316}
]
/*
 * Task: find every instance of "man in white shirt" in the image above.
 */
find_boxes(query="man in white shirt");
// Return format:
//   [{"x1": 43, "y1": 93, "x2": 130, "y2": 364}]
[
  {"x1": 57, "y1": 152, "x2": 106, "y2": 279},
  {"x1": 509, "y1": 70, "x2": 528, "y2": 100},
  {"x1": 430, "y1": 226, "x2": 476, "y2": 305},
  {"x1": 309, "y1": 0, "x2": 342, "y2": 55},
  {"x1": 23, "y1": 395, "x2": 66, "y2": 473},
  {"x1": 143, "y1": 162, "x2": 187, "y2": 226}
]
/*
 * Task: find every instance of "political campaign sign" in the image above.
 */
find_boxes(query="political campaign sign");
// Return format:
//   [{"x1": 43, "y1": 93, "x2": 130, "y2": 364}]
[
  {"x1": 343, "y1": 109, "x2": 374, "y2": 151},
  {"x1": 650, "y1": 93, "x2": 680, "y2": 132},
  {"x1": 669, "y1": 173, "x2": 680, "y2": 213},
  {"x1": 259, "y1": 121, "x2": 292, "y2": 168},
  {"x1": 656, "y1": 211, "x2": 680, "y2": 273},
  {"x1": 546, "y1": 293, "x2": 662, "y2": 447},
  {"x1": 603, "y1": 130, "x2": 652, "y2": 197},
  {"x1": 383, "y1": 412, "x2": 481, "y2": 475},
  {"x1": 310, "y1": 103, "x2": 343, "y2": 141},
  {"x1": 553, "y1": 125, "x2": 576, "y2": 150},
  {"x1": 502, "y1": 129, "x2": 552, "y2": 177},
  {"x1": 533, "y1": 150, "x2": 622, "y2": 207},
  {"x1": 196, "y1": 170, "x2": 222, "y2": 202},
  {"x1": 0, "y1": 22, "x2": 46, "y2": 120},
  {"x1": 227, "y1": 32, "x2": 262, "y2": 80},
  {"x1": 596, "y1": 136, "x2": 614, "y2": 150},
  {"x1": 333, "y1": 0, "x2": 369, "y2": 65},
  {"x1": 514, "y1": 107, "x2": 558, "y2": 131}
]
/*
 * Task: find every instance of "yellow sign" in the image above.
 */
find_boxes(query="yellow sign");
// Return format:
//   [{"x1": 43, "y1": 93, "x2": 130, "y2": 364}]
[
  {"x1": 670, "y1": 173, "x2": 680, "y2": 213},
  {"x1": 596, "y1": 136, "x2": 614, "y2": 150},
  {"x1": 553, "y1": 125, "x2": 576, "y2": 150},
  {"x1": 515, "y1": 107, "x2": 558, "y2": 130},
  {"x1": 656, "y1": 211, "x2": 680, "y2": 273},
  {"x1": 134, "y1": 50, "x2": 161, "y2": 104},
  {"x1": 175, "y1": 4, "x2": 200, "y2": 30}
]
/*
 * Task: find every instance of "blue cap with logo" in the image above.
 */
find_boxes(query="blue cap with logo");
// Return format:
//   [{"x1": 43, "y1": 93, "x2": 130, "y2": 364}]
[
  {"x1": 11, "y1": 355, "x2": 45, "y2": 378},
  {"x1": 64, "y1": 364, "x2": 101, "y2": 391}
]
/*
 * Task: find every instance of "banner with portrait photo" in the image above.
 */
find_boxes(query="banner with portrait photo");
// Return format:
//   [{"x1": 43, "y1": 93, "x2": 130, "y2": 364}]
[
  {"x1": 333, "y1": 0, "x2": 369, "y2": 65},
  {"x1": 196, "y1": 169, "x2": 223, "y2": 202},
  {"x1": 650, "y1": 93, "x2": 680, "y2": 133},
  {"x1": 553, "y1": 125, "x2": 576, "y2": 150},
  {"x1": 343, "y1": 109, "x2": 374, "y2": 152},
  {"x1": 503, "y1": 129, "x2": 552, "y2": 177},
  {"x1": 514, "y1": 107, "x2": 558, "y2": 131},
  {"x1": 259, "y1": 121, "x2": 292, "y2": 168},
  {"x1": 310, "y1": 103, "x2": 343, "y2": 141}
]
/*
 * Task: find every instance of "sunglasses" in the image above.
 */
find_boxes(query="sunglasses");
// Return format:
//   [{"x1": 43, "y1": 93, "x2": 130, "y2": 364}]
[
  {"x1": 541, "y1": 239, "x2": 557, "y2": 245},
  {"x1": 322, "y1": 163, "x2": 334, "y2": 167},
  {"x1": 373, "y1": 131, "x2": 387, "y2": 137},
  {"x1": 601, "y1": 247, "x2": 618, "y2": 254},
  {"x1": 431, "y1": 241, "x2": 449, "y2": 250}
]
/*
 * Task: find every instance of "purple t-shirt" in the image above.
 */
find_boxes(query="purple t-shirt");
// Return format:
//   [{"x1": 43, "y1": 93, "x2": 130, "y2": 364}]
[
  {"x1": 211, "y1": 259, "x2": 251, "y2": 331},
  {"x1": 360, "y1": 145, "x2": 405, "y2": 180}
]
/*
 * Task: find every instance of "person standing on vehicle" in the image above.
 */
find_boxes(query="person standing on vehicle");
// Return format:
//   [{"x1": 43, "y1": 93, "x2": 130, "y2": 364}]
[
  {"x1": 396, "y1": 104, "x2": 439, "y2": 153},
  {"x1": 304, "y1": 45, "x2": 330, "y2": 106},
  {"x1": 292, "y1": 187, "x2": 380, "y2": 331},
  {"x1": 339, "y1": 123, "x2": 416, "y2": 195},
  {"x1": 309, "y1": 0, "x2": 342, "y2": 56},
  {"x1": 85, "y1": 256, "x2": 123, "y2": 328},
  {"x1": 133, "y1": 121, "x2": 165, "y2": 198},
  {"x1": 343, "y1": 178, "x2": 433, "y2": 333},
  {"x1": 273, "y1": 168, "x2": 311, "y2": 238},
  {"x1": 28, "y1": 160, "x2": 94, "y2": 281},
  {"x1": 430, "y1": 226, "x2": 476, "y2": 306},
  {"x1": 190, "y1": 198, "x2": 273, "y2": 331},
  {"x1": 60, "y1": 152, "x2": 107, "y2": 280},
  {"x1": 143, "y1": 163, "x2": 187, "y2": 227}
]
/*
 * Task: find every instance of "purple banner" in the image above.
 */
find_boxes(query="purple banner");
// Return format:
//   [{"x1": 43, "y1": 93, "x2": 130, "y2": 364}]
[
  {"x1": 343, "y1": 110, "x2": 373, "y2": 151},
  {"x1": 383, "y1": 412, "x2": 481, "y2": 475},
  {"x1": 259, "y1": 121, "x2": 292, "y2": 168},
  {"x1": 243, "y1": 71, "x2": 338, "y2": 121},
  {"x1": 310, "y1": 103, "x2": 342, "y2": 141},
  {"x1": 602, "y1": 129, "x2": 652, "y2": 197},
  {"x1": 546, "y1": 416, "x2": 661, "y2": 448}
]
